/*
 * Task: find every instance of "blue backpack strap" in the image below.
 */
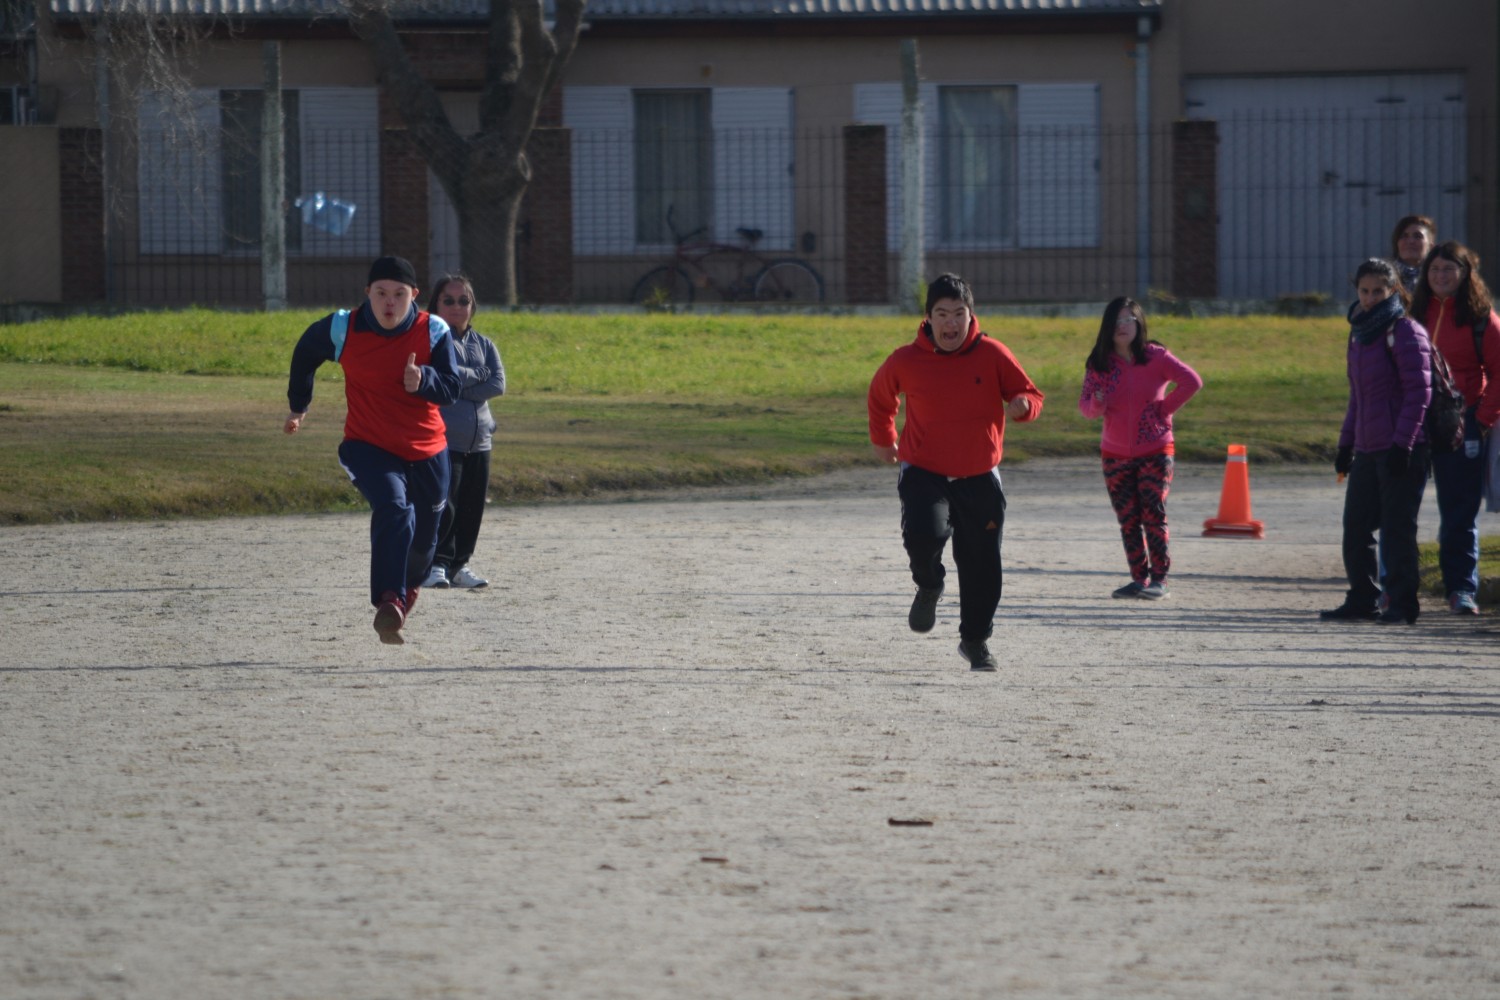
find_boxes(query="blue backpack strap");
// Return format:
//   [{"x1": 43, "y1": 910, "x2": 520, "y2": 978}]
[
  {"x1": 428, "y1": 312, "x2": 451, "y2": 351},
  {"x1": 330, "y1": 309, "x2": 351, "y2": 362}
]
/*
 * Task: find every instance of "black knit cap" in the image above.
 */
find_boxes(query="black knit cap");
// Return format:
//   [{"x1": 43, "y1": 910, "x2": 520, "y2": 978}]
[{"x1": 367, "y1": 255, "x2": 418, "y2": 287}]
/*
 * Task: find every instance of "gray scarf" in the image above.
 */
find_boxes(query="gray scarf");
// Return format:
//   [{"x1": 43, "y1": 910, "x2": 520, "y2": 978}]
[{"x1": 1348, "y1": 295, "x2": 1404, "y2": 345}]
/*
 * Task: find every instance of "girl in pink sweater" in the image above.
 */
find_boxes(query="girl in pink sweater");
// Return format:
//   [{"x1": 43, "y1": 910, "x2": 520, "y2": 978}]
[{"x1": 1079, "y1": 297, "x2": 1204, "y2": 600}]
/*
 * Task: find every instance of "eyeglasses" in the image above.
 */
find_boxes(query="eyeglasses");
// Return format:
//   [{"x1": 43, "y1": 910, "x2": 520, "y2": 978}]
[
  {"x1": 1115, "y1": 317, "x2": 1138, "y2": 327},
  {"x1": 1429, "y1": 265, "x2": 1464, "y2": 278},
  {"x1": 441, "y1": 296, "x2": 473, "y2": 307}
]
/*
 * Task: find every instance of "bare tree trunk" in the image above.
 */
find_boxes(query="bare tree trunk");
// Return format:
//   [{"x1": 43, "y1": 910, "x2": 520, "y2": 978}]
[
  {"x1": 454, "y1": 139, "x2": 528, "y2": 302},
  {"x1": 458, "y1": 178, "x2": 523, "y2": 304},
  {"x1": 344, "y1": 0, "x2": 584, "y2": 307}
]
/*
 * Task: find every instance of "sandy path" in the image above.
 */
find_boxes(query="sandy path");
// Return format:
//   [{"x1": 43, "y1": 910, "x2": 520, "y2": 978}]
[{"x1": 2, "y1": 459, "x2": 1497, "y2": 999}]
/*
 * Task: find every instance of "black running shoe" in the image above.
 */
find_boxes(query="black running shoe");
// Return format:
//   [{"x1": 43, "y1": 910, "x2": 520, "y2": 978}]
[
  {"x1": 1377, "y1": 606, "x2": 1418, "y2": 625},
  {"x1": 958, "y1": 639, "x2": 998, "y2": 672},
  {"x1": 909, "y1": 586, "x2": 942, "y2": 633},
  {"x1": 1318, "y1": 603, "x2": 1378, "y2": 621}
]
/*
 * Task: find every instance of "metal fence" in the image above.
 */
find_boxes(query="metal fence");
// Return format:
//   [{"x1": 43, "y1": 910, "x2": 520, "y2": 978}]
[{"x1": 8, "y1": 106, "x2": 1496, "y2": 310}]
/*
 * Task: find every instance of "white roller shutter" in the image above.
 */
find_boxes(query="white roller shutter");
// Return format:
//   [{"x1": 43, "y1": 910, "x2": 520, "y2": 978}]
[
  {"x1": 711, "y1": 87, "x2": 794, "y2": 249},
  {"x1": 1186, "y1": 72, "x2": 1466, "y2": 300},
  {"x1": 564, "y1": 86, "x2": 634, "y2": 254},
  {"x1": 298, "y1": 88, "x2": 380, "y2": 257},
  {"x1": 1017, "y1": 84, "x2": 1099, "y2": 248}
]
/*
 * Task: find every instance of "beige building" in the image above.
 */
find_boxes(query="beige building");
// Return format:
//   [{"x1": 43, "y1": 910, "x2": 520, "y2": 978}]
[{"x1": 0, "y1": 0, "x2": 1494, "y2": 308}]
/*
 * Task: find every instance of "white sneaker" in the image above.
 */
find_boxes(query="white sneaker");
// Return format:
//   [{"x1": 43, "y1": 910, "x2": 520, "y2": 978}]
[
  {"x1": 422, "y1": 565, "x2": 450, "y2": 588},
  {"x1": 450, "y1": 566, "x2": 489, "y2": 589}
]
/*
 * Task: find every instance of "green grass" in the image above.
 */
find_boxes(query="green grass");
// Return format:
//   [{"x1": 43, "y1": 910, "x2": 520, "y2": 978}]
[{"x1": 0, "y1": 309, "x2": 1374, "y2": 524}]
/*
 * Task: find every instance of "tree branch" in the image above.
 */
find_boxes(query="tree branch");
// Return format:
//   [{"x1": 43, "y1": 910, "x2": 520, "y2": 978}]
[{"x1": 342, "y1": 0, "x2": 468, "y2": 185}]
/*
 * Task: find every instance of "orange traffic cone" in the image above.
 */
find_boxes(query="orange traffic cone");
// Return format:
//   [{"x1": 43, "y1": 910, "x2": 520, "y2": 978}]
[{"x1": 1202, "y1": 443, "x2": 1265, "y2": 539}]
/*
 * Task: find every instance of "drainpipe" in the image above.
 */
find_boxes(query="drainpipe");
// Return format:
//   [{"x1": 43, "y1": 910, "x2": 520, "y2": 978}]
[{"x1": 1135, "y1": 14, "x2": 1152, "y2": 298}]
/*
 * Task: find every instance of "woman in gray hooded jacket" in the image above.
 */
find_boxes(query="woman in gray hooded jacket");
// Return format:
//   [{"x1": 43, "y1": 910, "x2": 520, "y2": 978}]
[{"x1": 423, "y1": 274, "x2": 506, "y2": 589}]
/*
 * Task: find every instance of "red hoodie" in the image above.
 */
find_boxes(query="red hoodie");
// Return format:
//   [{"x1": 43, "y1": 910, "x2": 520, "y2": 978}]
[
  {"x1": 868, "y1": 317, "x2": 1044, "y2": 478},
  {"x1": 1421, "y1": 296, "x2": 1500, "y2": 430}
]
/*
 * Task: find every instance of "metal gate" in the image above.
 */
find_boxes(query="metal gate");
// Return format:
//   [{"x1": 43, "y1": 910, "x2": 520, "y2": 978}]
[{"x1": 1186, "y1": 73, "x2": 1467, "y2": 302}]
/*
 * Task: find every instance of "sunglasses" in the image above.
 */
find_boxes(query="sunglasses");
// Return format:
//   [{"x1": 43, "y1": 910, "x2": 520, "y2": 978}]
[{"x1": 441, "y1": 296, "x2": 473, "y2": 307}]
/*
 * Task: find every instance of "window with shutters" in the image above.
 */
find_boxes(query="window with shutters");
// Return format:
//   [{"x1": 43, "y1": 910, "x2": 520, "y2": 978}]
[
  {"x1": 138, "y1": 87, "x2": 380, "y2": 257},
  {"x1": 566, "y1": 85, "x2": 795, "y2": 254},
  {"x1": 220, "y1": 89, "x2": 301, "y2": 254},
  {"x1": 633, "y1": 90, "x2": 713, "y2": 245},
  {"x1": 939, "y1": 86, "x2": 1018, "y2": 245},
  {"x1": 853, "y1": 80, "x2": 1100, "y2": 250}
]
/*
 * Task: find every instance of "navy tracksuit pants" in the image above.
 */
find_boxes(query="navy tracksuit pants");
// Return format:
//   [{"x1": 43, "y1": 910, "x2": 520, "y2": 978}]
[{"x1": 338, "y1": 438, "x2": 450, "y2": 607}]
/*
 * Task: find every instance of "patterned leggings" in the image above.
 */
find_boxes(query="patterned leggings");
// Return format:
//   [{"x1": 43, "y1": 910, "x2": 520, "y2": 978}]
[{"x1": 1102, "y1": 453, "x2": 1174, "y2": 584}]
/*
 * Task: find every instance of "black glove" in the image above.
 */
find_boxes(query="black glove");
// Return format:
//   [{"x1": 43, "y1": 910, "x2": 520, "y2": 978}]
[
  {"x1": 1386, "y1": 446, "x2": 1410, "y2": 477},
  {"x1": 1334, "y1": 446, "x2": 1354, "y2": 475}
]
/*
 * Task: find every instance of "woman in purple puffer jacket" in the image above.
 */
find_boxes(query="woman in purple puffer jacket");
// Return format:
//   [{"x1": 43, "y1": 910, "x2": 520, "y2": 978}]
[{"x1": 1321, "y1": 258, "x2": 1433, "y2": 625}]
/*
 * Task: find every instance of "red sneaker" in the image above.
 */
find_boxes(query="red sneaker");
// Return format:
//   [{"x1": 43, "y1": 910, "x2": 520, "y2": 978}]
[
  {"x1": 405, "y1": 585, "x2": 420, "y2": 615},
  {"x1": 373, "y1": 591, "x2": 406, "y2": 645}
]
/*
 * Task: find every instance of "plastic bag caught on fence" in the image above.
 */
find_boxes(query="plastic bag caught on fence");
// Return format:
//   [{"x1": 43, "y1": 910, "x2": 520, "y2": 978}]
[{"x1": 294, "y1": 192, "x2": 357, "y2": 236}]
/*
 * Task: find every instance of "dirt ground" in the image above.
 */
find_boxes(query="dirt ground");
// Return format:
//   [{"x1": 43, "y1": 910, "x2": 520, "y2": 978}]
[{"x1": 2, "y1": 458, "x2": 1497, "y2": 999}]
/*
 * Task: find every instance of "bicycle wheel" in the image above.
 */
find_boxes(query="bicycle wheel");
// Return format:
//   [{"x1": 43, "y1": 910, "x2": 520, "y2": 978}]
[
  {"x1": 631, "y1": 265, "x2": 695, "y2": 308},
  {"x1": 754, "y1": 259, "x2": 825, "y2": 304}
]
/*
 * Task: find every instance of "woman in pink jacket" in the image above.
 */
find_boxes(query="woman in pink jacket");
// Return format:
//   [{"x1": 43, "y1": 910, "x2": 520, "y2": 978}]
[{"x1": 1079, "y1": 297, "x2": 1204, "y2": 600}]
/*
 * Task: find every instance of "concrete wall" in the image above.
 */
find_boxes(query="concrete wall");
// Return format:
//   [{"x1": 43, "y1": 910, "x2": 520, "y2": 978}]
[{"x1": 1167, "y1": 0, "x2": 1495, "y2": 90}]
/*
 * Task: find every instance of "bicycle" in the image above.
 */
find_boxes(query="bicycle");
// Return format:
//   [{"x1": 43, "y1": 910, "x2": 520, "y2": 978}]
[{"x1": 631, "y1": 206, "x2": 825, "y2": 307}]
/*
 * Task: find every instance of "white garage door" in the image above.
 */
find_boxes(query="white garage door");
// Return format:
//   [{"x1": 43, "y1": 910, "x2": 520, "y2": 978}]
[{"x1": 1185, "y1": 73, "x2": 1466, "y2": 302}]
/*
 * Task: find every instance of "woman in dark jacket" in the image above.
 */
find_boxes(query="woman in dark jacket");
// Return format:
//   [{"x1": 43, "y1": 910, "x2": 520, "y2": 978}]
[
  {"x1": 422, "y1": 274, "x2": 506, "y2": 590},
  {"x1": 1389, "y1": 214, "x2": 1436, "y2": 295},
  {"x1": 1322, "y1": 258, "x2": 1433, "y2": 625}
]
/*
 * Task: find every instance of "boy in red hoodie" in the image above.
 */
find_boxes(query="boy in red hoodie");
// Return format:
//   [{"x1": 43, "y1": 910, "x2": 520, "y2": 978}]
[{"x1": 867, "y1": 274, "x2": 1045, "y2": 672}]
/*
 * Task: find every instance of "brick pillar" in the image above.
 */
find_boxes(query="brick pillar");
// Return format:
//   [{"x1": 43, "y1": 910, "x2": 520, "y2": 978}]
[
  {"x1": 59, "y1": 128, "x2": 106, "y2": 302},
  {"x1": 1171, "y1": 119, "x2": 1218, "y2": 299},
  {"x1": 537, "y1": 82, "x2": 564, "y2": 128},
  {"x1": 844, "y1": 124, "x2": 888, "y2": 304},
  {"x1": 380, "y1": 127, "x2": 430, "y2": 275},
  {"x1": 518, "y1": 127, "x2": 574, "y2": 304}
]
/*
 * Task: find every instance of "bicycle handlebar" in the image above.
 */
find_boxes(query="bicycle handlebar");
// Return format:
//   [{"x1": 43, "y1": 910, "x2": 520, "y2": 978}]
[{"x1": 667, "y1": 204, "x2": 759, "y2": 247}]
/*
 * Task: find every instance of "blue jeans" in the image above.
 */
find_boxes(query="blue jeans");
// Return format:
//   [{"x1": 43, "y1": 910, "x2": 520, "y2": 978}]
[
  {"x1": 1430, "y1": 408, "x2": 1485, "y2": 596},
  {"x1": 338, "y1": 439, "x2": 450, "y2": 607}
]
